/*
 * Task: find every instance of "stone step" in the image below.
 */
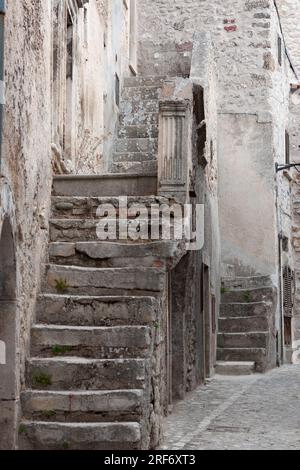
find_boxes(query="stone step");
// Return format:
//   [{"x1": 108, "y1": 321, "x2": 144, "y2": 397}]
[
  {"x1": 220, "y1": 302, "x2": 271, "y2": 318},
  {"x1": 217, "y1": 348, "x2": 266, "y2": 370},
  {"x1": 36, "y1": 294, "x2": 158, "y2": 327},
  {"x1": 51, "y1": 195, "x2": 168, "y2": 219},
  {"x1": 215, "y1": 361, "x2": 256, "y2": 376},
  {"x1": 44, "y1": 264, "x2": 166, "y2": 296},
  {"x1": 110, "y1": 160, "x2": 158, "y2": 175},
  {"x1": 52, "y1": 174, "x2": 157, "y2": 198},
  {"x1": 120, "y1": 100, "x2": 159, "y2": 114},
  {"x1": 118, "y1": 124, "x2": 158, "y2": 139},
  {"x1": 18, "y1": 421, "x2": 141, "y2": 450},
  {"x1": 119, "y1": 112, "x2": 158, "y2": 129},
  {"x1": 218, "y1": 316, "x2": 269, "y2": 334},
  {"x1": 27, "y1": 358, "x2": 146, "y2": 391},
  {"x1": 49, "y1": 241, "x2": 180, "y2": 268},
  {"x1": 123, "y1": 76, "x2": 165, "y2": 88},
  {"x1": 221, "y1": 287, "x2": 275, "y2": 304},
  {"x1": 113, "y1": 152, "x2": 156, "y2": 164},
  {"x1": 122, "y1": 86, "x2": 161, "y2": 101},
  {"x1": 115, "y1": 138, "x2": 158, "y2": 155},
  {"x1": 50, "y1": 219, "x2": 172, "y2": 243},
  {"x1": 218, "y1": 332, "x2": 268, "y2": 349},
  {"x1": 221, "y1": 276, "x2": 272, "y2": 290},
  {"x1": 31, "y1": 325, "x2": 152, "y2": 359},
  {"x1": 21, "y1": 390, "x2": 143, "y2": 423}
]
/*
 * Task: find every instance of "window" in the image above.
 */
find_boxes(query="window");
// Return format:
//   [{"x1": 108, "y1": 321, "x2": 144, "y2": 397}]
[
  {"x1": 283, "y1": 266, "x2": 294, "y2": 318},
  {"x1": 285, "y1": 131, "x2": 290, "y2": 164},
  {"x1": 278, "y1": 35, "x2": 282, "y2": 66},
  {"x1": 115, "y1": 73, "x2": 120, "y2": 107}
]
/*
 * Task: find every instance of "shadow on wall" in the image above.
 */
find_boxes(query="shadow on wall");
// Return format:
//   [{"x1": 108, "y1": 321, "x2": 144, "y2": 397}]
[{"x1": 0, "y1": 217, "x2": 18, "y2": 449}]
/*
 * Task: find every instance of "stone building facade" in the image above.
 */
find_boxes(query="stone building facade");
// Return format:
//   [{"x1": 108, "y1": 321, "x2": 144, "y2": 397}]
[{"x1": 0, "y1": 0, "x2": 299, "y2": 450}]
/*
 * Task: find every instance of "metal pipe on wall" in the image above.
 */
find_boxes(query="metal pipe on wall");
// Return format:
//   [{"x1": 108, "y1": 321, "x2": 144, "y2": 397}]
[{"x1": 0, "y1": 0, "x2": 6, "y2": 166}]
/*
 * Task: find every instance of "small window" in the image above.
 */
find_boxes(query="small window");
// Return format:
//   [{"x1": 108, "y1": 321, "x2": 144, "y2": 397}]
[
  {"x1": 283, "y1": 266, "x2": 294, "y2": 318},
  {"x1": 278, "y1": 36, "x2": 282, "y2": 66},
  {"x1": 115, "y1": 73, "x2": 120, "y2": 107},
  {"x1": 285, "y1": 131, "x2": 290, "y2": 164}
]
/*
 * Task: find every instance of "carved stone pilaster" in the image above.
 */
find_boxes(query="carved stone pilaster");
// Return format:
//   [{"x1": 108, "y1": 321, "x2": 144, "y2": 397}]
[{"x1": 158, "y1": 101, "x2": 189, "y2": 201}]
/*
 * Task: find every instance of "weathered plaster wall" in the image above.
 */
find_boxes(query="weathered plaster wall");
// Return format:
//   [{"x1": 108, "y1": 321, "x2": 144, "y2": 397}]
[
  {"x1": 52, "y1": 0, "x2": 133, "y2": 174},
  {"x1": 0, "y1": 0, "x2": 53, "y2": 448}
]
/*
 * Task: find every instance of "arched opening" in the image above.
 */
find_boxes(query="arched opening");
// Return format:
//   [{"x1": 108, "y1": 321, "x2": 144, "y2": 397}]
[{"x1": 0, "y1": 217, "x2": 18, "y2": 449}]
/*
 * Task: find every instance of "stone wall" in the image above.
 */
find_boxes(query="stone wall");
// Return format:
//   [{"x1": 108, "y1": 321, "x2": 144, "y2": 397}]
[{"x1": 0, "y1": 0, "x2": 53, "y2": 448}]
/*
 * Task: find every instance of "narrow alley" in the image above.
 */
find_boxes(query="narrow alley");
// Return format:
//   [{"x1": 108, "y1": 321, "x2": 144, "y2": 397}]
[{"x1": 160, "y1": 366, "x2": 300, "y2": 450}]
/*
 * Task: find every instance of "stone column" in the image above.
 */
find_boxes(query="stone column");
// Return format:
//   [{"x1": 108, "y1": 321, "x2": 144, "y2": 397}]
[{"x1": 158, "y1": 101, "x2": 190, "y2": 202}]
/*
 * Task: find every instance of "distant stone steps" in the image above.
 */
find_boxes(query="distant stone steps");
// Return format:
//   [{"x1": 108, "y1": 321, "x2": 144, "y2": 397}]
[
  {"x1": 220, "y1": 302, "x2": 271, "y2": 318},
  {"x1": 217, "y1": 348, "x2": 267, "y2": 370},
  {"x1": 219, "y1": 315, "x2": 269, "y2": 333},
  {"x1": 221, "y1": 287, "x2": 275, "y2": 304},
  {"x1": 215, "y1": 361, "x2": 256, "y2": 376},
  {"x1": 218, "y1": 332, "x2": 269, "y2": 349},
  {"x1": 218, "y1": 275, "x2": 275, "y2": 373}
]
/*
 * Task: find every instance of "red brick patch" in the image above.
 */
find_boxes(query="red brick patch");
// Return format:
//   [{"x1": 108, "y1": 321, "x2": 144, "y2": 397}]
[{"x1": 224, "y1": 25, "x2": 237, "y2": 32}]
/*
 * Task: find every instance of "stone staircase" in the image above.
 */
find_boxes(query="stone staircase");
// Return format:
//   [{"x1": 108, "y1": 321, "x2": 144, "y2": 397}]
[
  {"x1": 18, "y1": 76, "x2": 185, "y2": 450},
  {"x1": 19, "y1": 176, "x2": 183, "y2": 450},
  {"x1": 216, "y1": 276, "x2": 276, "y2": 374},
  {"x1": 110, "y1": 76, "x2": 165, "y2": 175}
]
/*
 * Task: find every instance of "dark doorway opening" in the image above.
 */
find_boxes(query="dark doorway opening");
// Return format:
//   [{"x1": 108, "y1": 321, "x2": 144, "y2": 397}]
[{"x1": 168, "y1": 252, "x2": 208, "y2": 408}]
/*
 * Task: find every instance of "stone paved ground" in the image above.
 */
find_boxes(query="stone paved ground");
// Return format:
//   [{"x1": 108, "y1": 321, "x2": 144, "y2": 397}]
[{"x1": 160, "y1": 365, "x2": 300, "y2": 450}]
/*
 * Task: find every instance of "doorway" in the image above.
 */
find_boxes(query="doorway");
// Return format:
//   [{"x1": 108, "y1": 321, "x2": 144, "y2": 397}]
[{"x1": 168, "y1": 252, "x2": 207, "y2": 408}]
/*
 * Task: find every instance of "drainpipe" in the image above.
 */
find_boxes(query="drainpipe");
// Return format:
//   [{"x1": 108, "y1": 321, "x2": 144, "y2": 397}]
[{"x1": 0, "y1": 0, "x2": 5, "y2": 166}]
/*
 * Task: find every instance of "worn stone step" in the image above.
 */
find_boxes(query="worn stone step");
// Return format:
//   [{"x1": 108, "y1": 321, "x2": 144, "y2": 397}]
[
  {"x1": 50, "y1": 219, "x2": 172, "y2": 243},
  {"x1": 221, "y1": 276, "x2": 272, "y2": 289},
  {"x1": 110, "y1": 160, "x2": 158, "y2": 175},
  {"x1": 31, "y1": 325, "x2": 152, "y2": 359},
  {"x1": 123, "y1": 76, "x2": 165, "y2": 88},
  {"x1": 44, "y1": 265, "x2": 166, "y2": 296},
  {"x1": 21, "y1": 390, "x2": 143, "y2": 423},
  {"x1": 36, "y1": 294, "x2": 158, "y2": 327},
  {"x1": 118, "y1": 125, "x2": 158, "y2": 140},
  {"x1": 218, "y1": 332, "x2": 268, "y2": 349},
  {"x1": 221, "y1": 287, "x2": 275, "y2": 304},
  {"x1": 115, "y1": 138, "x2": 158, "y2": 154},
  {"x1": 218, "y1": 316, "x2": 269, "y2": 333},
  {"x1": 120, "y1": 100, "x2": 159, "y2": 114},
  {"x1": 215, "y1": 362, "x2": 256, "y2": 376},
  {"x1": 119, "y1": 112, "x2": 158, "y2": 129},
  {"x1": 217, "y1": 348, "x2": 266, "y2": 371},
  {"x1": 51, "y1": 195, "x2": 168, "y2": 219},
  {"x1": 18, "y1": 421, "x2": 141, "y2": 450},
  {"x1": 52, "y1": 174, "x2": 157, "y2": 198},
  {"x1": 122, "y1": 86, "x2": 161, "y2": 101},
  {"x1": 113, "y1": 152, "x2": 156, "y2": 163},
  {"x1": 49, "y1": 241, "x2": 181, "y2": 268},
  {"x1": 220, "y1": 302, "x2": 271, "y2": 318},
  {"x1": 27, "y1": 358, "x2": 146, "y2": 391}
]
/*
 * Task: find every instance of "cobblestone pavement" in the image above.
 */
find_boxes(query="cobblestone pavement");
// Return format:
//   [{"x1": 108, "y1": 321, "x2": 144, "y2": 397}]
[{"x1": 160, "y1": 365, "x2": 300, "y2": 450}]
